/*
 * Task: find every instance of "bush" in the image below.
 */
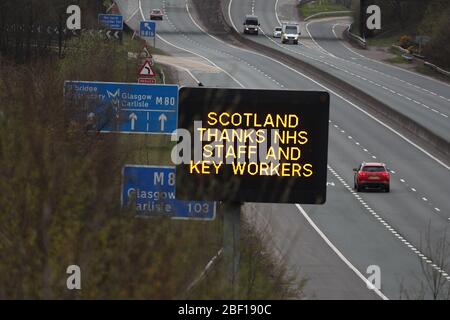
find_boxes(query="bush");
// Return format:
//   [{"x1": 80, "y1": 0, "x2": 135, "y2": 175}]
[{"x1": 399, "y1": 35, "x2": 413, "y2": 49}]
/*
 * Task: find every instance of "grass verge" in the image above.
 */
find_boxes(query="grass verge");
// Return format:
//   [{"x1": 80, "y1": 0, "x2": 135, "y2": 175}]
[
  {"x1": 298, "y1": 0, "x2": 349, "y2": 19},
  {"x1": 0, "y1": 29, "x2": 303, "y2": 299}
]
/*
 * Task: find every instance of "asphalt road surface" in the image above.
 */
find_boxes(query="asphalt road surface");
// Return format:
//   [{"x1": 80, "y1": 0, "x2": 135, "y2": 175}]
[
  {"x1": 116, "y1": 0, "x2": 450, "y2": 299},
  {"x1": 230, "y1": 0, "x2": 450, "y2": 142}
]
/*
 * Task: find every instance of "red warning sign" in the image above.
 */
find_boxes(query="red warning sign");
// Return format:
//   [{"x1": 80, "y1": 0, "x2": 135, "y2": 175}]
[
  {"x1": 138, "y1": 78, "x2": 157, "y2": 84},
  {"x1": 139, "y1": 60, "x2": 156, "y2": 77}
]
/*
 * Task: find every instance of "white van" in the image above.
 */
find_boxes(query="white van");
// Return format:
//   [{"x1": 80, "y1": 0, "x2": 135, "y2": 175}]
[{"x1": 281, "y1": 22, "x2": 300, "y2": 44}]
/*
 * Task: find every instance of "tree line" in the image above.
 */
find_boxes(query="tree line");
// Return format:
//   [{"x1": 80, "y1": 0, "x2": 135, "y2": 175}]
[
  {"x1": 351, "y1": 0, "x2": 450, "y2": 68},
  {"x1": 0, "y1": 0, "x2": 106, "y2": 63}
]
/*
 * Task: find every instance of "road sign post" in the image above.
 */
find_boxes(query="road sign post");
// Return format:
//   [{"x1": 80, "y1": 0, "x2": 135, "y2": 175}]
[
  {"x1": 222, "y1": 202, "x2": 241, "y2": 299},
  {"x1": 64, "y1": 81, "x2": 178, "y2": 135},
  {"x1": 415, "y1": 35, "x2": 431, "y2": 56},
  {"x1": 360, "y1": 0, "x2": 366, "y2": 39},
  {"x1": 140, "y1": 21, "x2": 156, "y2": 48},
  {"x1": 174, "y1": 87, "x2": 329, "y2": 298},
  {"x1": 98, "y1": 14, "x2": 123, "y2": 42},
  {"x1": 98, "y1": 14, "x2": 124, "y2": 30},
  {"x1": 121, "y1": 165, "x2": 216, "y2": 220}
]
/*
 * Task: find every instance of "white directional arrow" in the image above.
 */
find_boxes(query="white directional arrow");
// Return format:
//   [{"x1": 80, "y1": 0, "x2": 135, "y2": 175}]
[
  {"x1": 326, "y1": 182, "x2": 335, "y2": 187},
  {"x1": 129, "y1": 113, "x2": 138, "y2": 130},
  {"x1": 159, "y1": 114, "x2": 167, "y2": 132}
]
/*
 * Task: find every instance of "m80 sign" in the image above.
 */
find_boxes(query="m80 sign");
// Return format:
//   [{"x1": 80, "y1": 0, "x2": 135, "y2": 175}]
[{"x1": 174, "y1": 88, "x2": 330, "y2": 204}]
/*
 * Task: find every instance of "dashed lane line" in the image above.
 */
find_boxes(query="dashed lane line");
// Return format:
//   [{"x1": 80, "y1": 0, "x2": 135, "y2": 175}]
[
  {"x1": 327, "y1": 164, "x2": 450, "y2": 282},
  {"x1": 330, "y1": 120, "x2": 445, "y2": 220}
]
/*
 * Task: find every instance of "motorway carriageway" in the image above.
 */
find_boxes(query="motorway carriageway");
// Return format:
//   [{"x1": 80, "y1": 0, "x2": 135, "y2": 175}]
[{"x1": 116, "y1": 0, "x2": 450, "y2": 299}]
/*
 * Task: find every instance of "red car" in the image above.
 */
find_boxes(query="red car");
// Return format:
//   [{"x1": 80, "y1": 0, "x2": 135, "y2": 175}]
[
  {"x1": 354, "y1": 162, "x2": 390, "y2": 192},
  {"x1": 150, "y1": 9, "x2": 164, "y2": 20}
]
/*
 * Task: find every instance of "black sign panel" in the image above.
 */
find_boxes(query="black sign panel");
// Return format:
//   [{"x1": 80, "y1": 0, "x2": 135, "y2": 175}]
[{"x1": 175, "y1": 88, "x2": 330, "y2": 204}]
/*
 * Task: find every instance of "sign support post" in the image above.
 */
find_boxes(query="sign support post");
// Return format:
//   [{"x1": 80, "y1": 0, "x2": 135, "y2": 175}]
[
  {"x1": 360, "y1": 0, "x2": 366, "y2": 39},
  {"x1": 223, "y1": 202, "x2": 241, "y2": 299},
  {"x1": 175, "y1": 87, "x2": 330, "y2": 297},
  {"x1": 140, "y1": 21, "x2": 156, "y2": 49}
]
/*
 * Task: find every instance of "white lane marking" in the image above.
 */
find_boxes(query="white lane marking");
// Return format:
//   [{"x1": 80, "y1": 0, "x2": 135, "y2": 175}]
[
  {"x1": 125, "y1": 7, "x2": 140, "y2": 23},
  {"x1": 168, "y1": 63, "x2": 201, "y2": 84},
  {"x1": 155, "y1": 35, "x2": 244, "y2": 87},
  {"x1": 303, "y1": 22, "x2": 450, "y2": 116},
  {"x1": 327, "y1": 164, "x2": 450, "y2": 283},
  {"x1": 141, "y1": 0, "x2": 245, "y2": 88},
  {"x1": 295, "y1": 204, "x2": 388, "y2": 300},
  {"x1": 190, "y1": 0, "x2": 449, "y2": 220},
  {"x1": 330, "y1": 23, "x2": 450, "y2": 104},
  {"x1": 228, "y1": 0, "x2": 239, "y2": 32},
  {"x1": 227, "y1": 6, "x2": 450, "y2": 170},
  {"x1": 305, "y1": 21, "x2": 335, "y2": 56},
  {"x1": 335, "y1": 25, "x2": 450, "y2": 92},
  {"x1": 185, "y1": 0, "x2": 281, "y2": 87},
  {"x1": 274, "y1": 0, "x2": 281, "y2": 26},
  {"x1": 234, "y1": 1, "x2": 385, "y2": 299},
  {"x1": 330, "y1": 121, "x2": 447, "y2": 220},
  {"x1": 241, "y1": 47, "x2": 450, "y2": 170}
]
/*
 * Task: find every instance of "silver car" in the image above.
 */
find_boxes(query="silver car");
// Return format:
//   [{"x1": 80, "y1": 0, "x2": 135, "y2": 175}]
[{"x1": 273, "y1": 26, "x2": 282, "y2": 38}]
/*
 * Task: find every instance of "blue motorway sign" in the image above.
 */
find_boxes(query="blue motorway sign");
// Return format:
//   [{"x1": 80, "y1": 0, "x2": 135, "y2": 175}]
[
  {"x1": 122, "y1": 166, "x2": 216, "y2": 220},
  {"x1": 64, "y1": 81, "x2": 178, "y2": 134},
  {"x1": 140, "y1": 21, "x2": 156, "y2": 38},
  {"x1": 98, "y1": 14, "x2": 124, "y2": 30}
]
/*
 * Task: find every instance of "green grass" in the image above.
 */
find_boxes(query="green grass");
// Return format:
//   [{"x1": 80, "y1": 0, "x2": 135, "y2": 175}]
[
  {"x1": 365, "y1": 24, "x2": 417, "y2": 47},
  {"x1": 415, "y1": 64, "x2": 450, "y2": 84},
  {"x1": 367, "y1": 33, "x2": 401, "y2": 47},
  {"x1": 298, "y1": 0, "x2": 350, "y2": 18},
  {"x1": 366, "y1": 30, "x2": 404, "y2": 47},
  {"x1": 187, "y1": 218, "x2": 305, "y2": 299},
  {"x1": 120, "y1": 134, "x2": 174, "y2": 165},
  {"x1": 384, "y1": 55, "x2": 411, "y2": 64}
]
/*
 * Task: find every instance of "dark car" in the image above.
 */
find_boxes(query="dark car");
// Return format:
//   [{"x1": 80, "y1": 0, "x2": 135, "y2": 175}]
[
  {"x1": 243, "y1": 15, "x2": 260, "y2": 35},
  {"x1": 150, "y1": 9, "x2": 164, "y2": 20}
]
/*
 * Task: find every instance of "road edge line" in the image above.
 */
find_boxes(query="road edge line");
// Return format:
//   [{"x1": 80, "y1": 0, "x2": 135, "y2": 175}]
[{"x1": 295, "y1": 204, "x2": 389, "y2": 300}]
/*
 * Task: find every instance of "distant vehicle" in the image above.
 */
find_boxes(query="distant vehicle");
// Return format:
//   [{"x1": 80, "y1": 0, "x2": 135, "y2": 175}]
[
  {"x1": 273, "y1": 26, "x2": 282, "y2": 38},
  {"x1": 243, "y1": 15, "x2": 260, "y2": 35},
  {"x1": 281, "y1": 22, "x2": 300, "y2": 44},
  {"x1": 150, "y1": 9, "x2": 164, "y2": 20},
  {"x1": 353, "y1": 162, "x2": 390, "y2": 192}
]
